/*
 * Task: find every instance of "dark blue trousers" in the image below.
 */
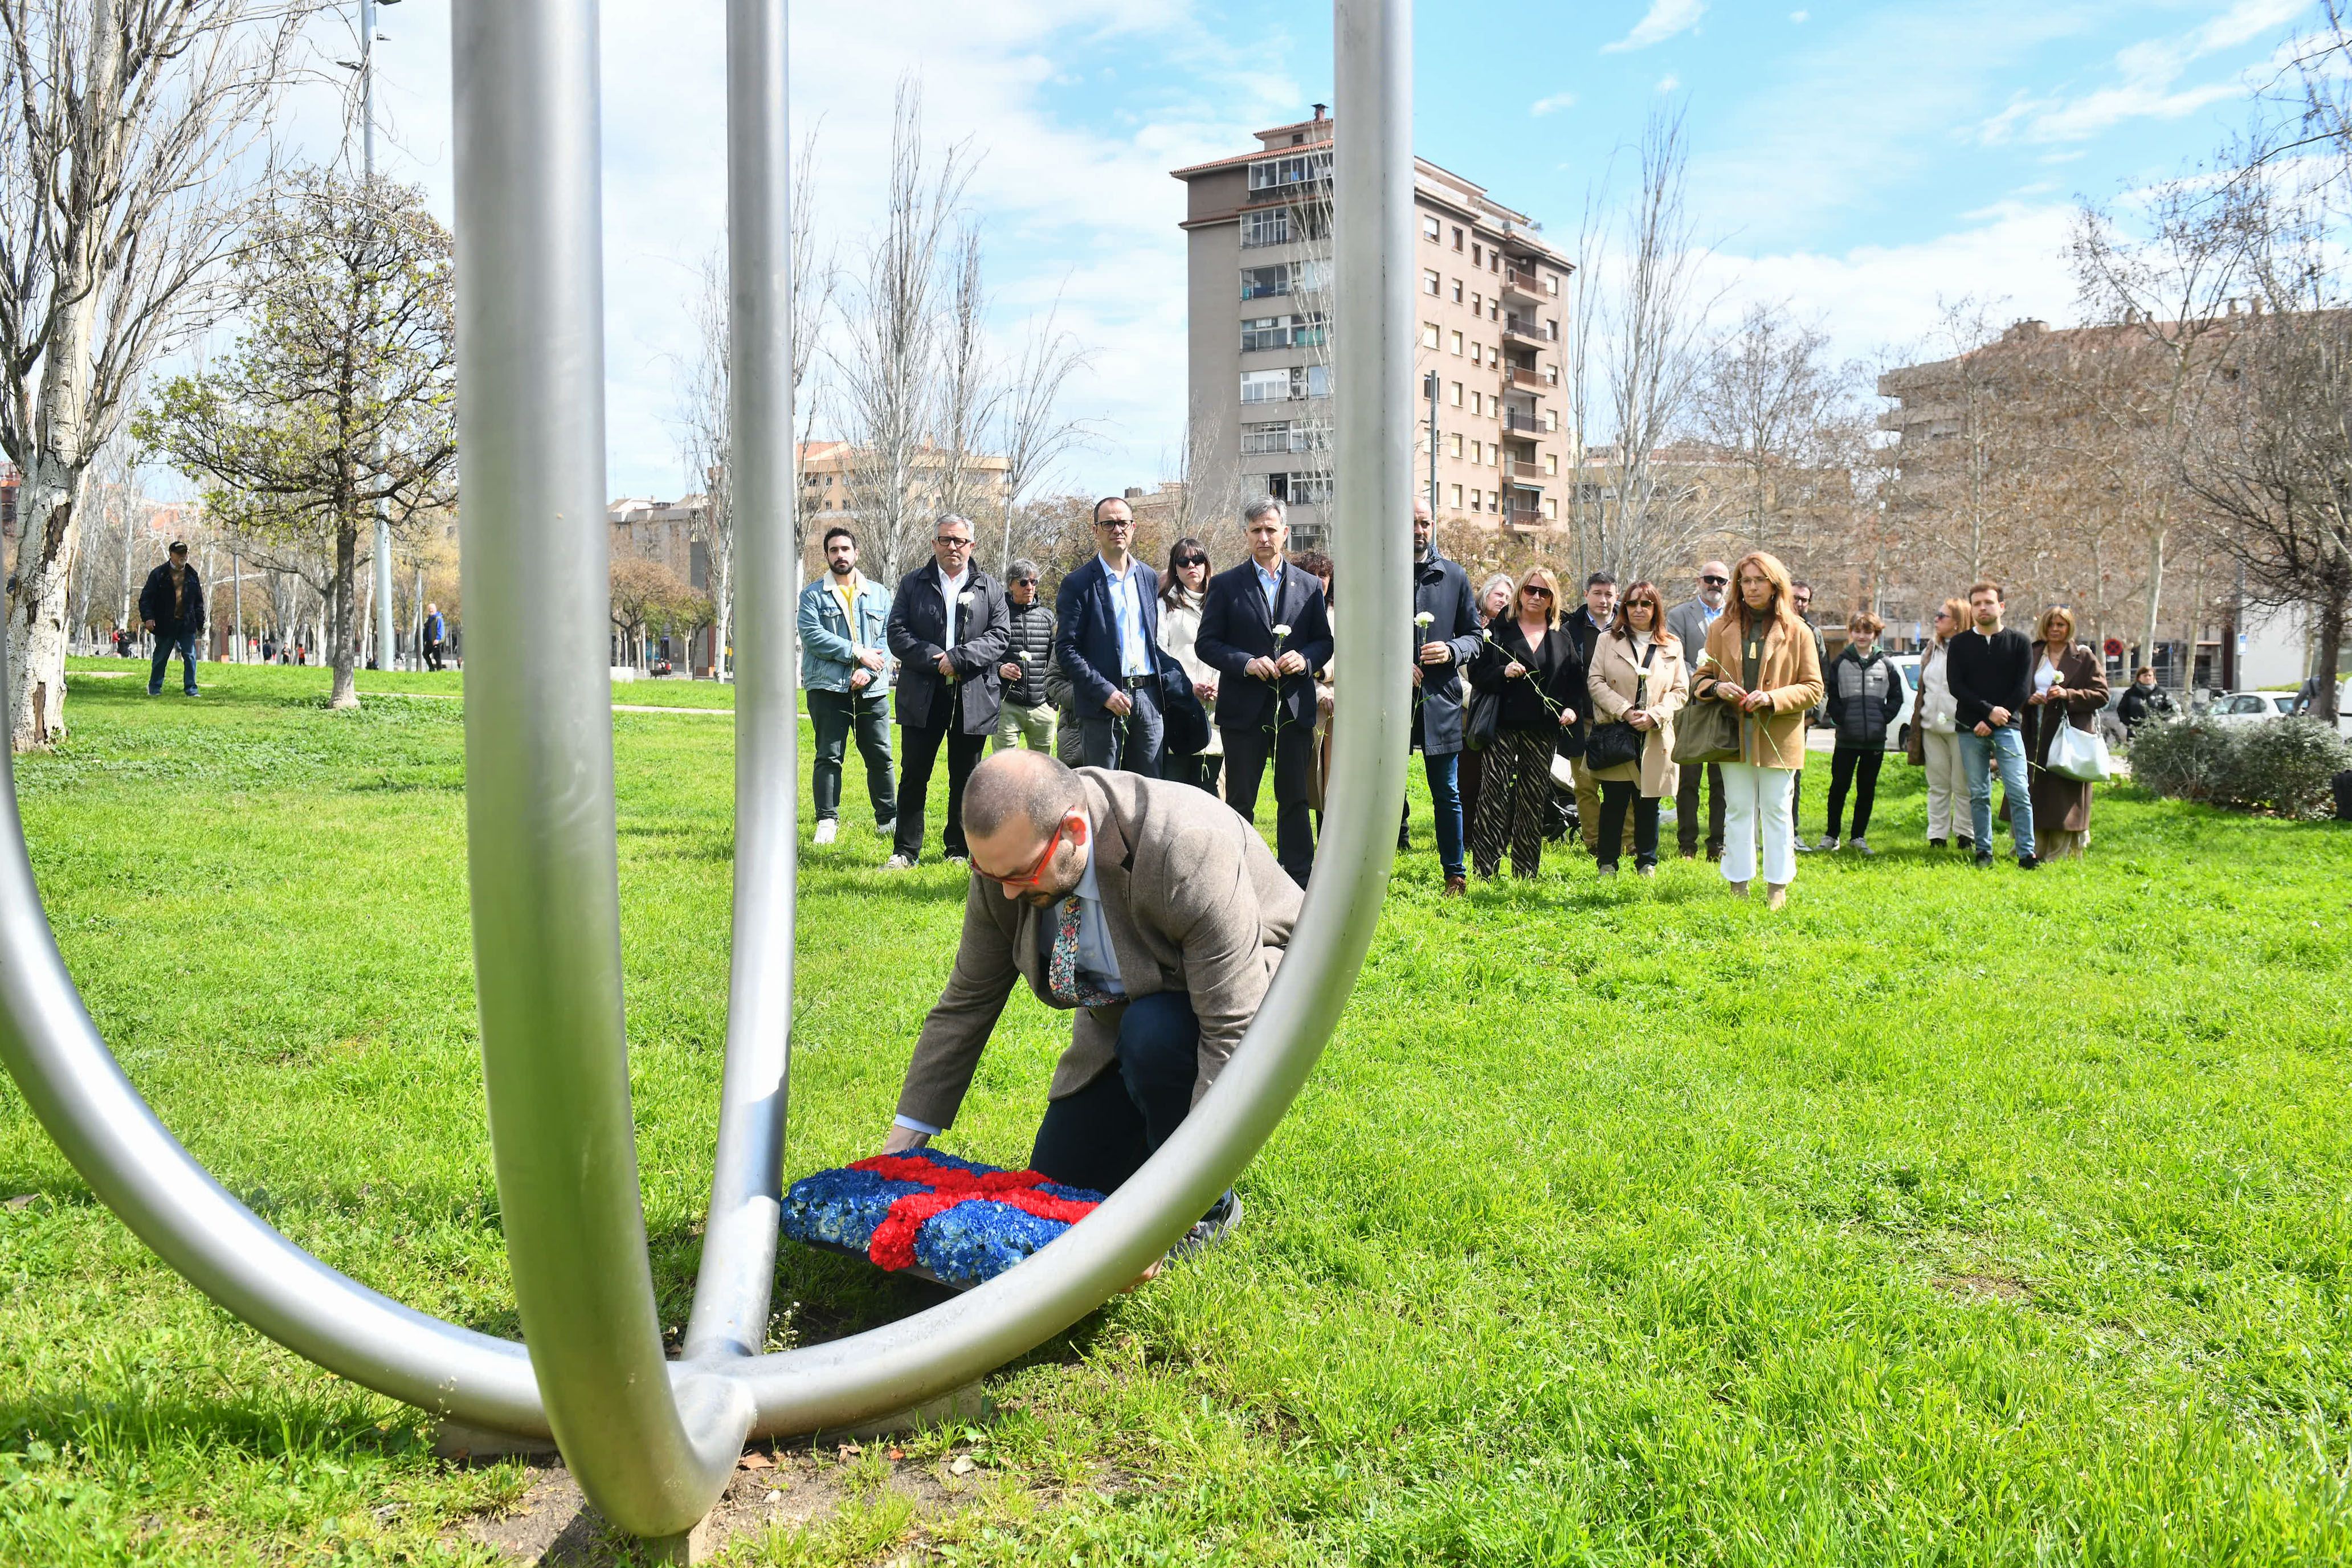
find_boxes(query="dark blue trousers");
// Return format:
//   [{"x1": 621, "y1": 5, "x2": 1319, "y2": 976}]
[
  {"x1": 1028, "y1": 991, "x2": 1198, "y2": 1194},
  {"x1": 148, "y1": 631, "x2": 198, "y2": 695}
]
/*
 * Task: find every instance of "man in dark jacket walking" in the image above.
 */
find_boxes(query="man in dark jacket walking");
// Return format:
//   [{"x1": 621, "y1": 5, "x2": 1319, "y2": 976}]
[
  {"x1": 1195, "y1": 497, "x2": 1333, "y2": 886},
  {"x1": 995, "y1": 558, "x2": 1057, "y2": 754},
  {"x1": 1055, "y1": 496, "x2": 1164, "y2": 775},
  {"x1": 2116, "y1": 667, "x2": 2173, "y2": 734},
  {"x1": 1406, "y1": 501, "x2": 1481, "y2": 895},
  {"x1": 138, "y1": 541, "x2": 204, "y2": 697},
  {"x1": 1817, "y1": 611, "x2": 1904, "y2": 854},
  {"x1": 885, "y1": 514, "x2": 1010, "y2": 868},
  {"x1": 422, "y1": 604, "x2": 447, "y2": 671}
]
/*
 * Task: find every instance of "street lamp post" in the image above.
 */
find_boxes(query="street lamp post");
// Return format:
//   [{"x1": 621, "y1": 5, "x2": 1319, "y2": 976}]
[{"x1": 361, "y1": 0, "x2": 399, "y2": 673}]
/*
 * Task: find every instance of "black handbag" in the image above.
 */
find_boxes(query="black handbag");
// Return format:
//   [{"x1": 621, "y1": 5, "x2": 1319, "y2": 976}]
[
  {"x1": 1584, "y1": 642, "x2": 1654, "y2": 772},
  {"x1": 1467, "y1": 687, "x2": 1501, "y2": 751}
]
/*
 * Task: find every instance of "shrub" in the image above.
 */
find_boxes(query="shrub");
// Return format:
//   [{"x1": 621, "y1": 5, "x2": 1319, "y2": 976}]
[{"x1": 2128, "y1": 714, "x2": 2352, "y2": 819}]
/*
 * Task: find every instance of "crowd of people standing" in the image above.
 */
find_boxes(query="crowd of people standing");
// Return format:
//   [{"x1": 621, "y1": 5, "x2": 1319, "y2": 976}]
[{"x1": 797, "y1": 494, "x2": 2115, "y2": 904}]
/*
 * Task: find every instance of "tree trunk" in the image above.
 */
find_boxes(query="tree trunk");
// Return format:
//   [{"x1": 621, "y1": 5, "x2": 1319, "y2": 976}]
[
  {"x1": 2314, "y1": 590, "x2": 2346, "y2": 722},
  {"x1": 2139, "y1": 528, "x2": 2166, "y2": 671},
  {"x1": 6, "y1": 456, "x2": 91, "y2": 749},
  {"x1": 329, "y1": 524, "x2": 360, "y2": 709}
]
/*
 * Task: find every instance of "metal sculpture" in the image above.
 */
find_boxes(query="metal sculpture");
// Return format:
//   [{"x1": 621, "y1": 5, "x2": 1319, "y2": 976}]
[{"x1": 0, "y1": 0, "x2": 1412, "y2": 1545}]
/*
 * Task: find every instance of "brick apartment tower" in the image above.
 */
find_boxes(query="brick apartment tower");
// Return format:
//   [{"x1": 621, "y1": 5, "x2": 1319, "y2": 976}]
[{"x1": 1171, "y1": 105, "x2": 1574, "y2": 551}]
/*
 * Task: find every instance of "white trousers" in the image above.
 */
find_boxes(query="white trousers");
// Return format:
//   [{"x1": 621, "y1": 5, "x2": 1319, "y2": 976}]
[
  {"x1": 1920, "y1": 728, "x2": 1965, "y2": 840},
  {"x1": 1722, "y1": 761, "x2": 1796, "y2": 886}
]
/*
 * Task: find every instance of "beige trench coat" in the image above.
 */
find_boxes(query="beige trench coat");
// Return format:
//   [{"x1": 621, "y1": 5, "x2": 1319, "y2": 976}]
[{"x1": 1585, "y1": 630, "x2": 1690, "y2": 796}]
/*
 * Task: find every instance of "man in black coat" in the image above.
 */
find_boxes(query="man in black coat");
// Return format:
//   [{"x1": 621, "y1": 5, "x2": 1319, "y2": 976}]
[
  {"x1": 1406, "y1": 501, "x2": 1481, "y2": 895},
  {"x1": 1055, "y1": 495, "x2": 1165, "y2": 775},
  {"x1": 1194, "y1": 497, "x2": 1333, "y2": 886},
  {"x1": 885, "y1": 514, "x2": 1010, "y2": 867},
  {"x1": 138, "y1": 541, "x2": 205, "y2": 697}
]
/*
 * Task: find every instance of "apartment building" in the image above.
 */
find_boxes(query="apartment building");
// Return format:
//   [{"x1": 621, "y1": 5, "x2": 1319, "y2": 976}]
[{"x1": 1171, "y1": 105, "x2": 1574, "y2": 549}]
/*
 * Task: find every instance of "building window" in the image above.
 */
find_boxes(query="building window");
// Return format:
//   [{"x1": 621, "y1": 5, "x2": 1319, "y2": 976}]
[
  {"x1": 1242, "y1": 421, "x2": 1292, "y2": 455},
  {"x1": 1242, "y1": 208, "x2": 1292, "y2": 248},
  {"x1": 1544, "y1": 497, "x2": 1558, "y2": 520},
  {"x1": 1240, "y1": 369, "x2": 1290, "y2": 404},
  {"x1": 1470, "y1": 291, "x2": 1481, "y2": 315},
  {"x1": 1546, "y1": 317, "x2": 1561, "y2": 340},
  {"x1": 1491, "y1": 252, "x2": 1501, "y2": 273},
  {"x1": 1295, "y1": 258, "x2": 1332, "y2": 293},
  {"x1": 1469, "y1": 439, "x2": 1481, "y2": 465},
  {"x1": 1423, "y1": 268, "x2": 1440, "y2": 296},
  {"x1": 1546, "y1": 272, "x2": 1561, "y2": 296},
  {"x1": 1451, "y1": 279, "x2": 1463, "y2": 303},
  {"x1": 1449, "y1": 483, "x2": 1464, "y2": 508},
  {"x1": 1266, "y1": 471, "x2": 1334, "y2": 506},
  {"x1": 1304, "y1": 364, "x2": 1329, "y2": 398},
  {"x1": 1447, "y1": 432, "x2": 1462, "y2": 458},
  {"x1": 1248, "y1": 152, "x2": 1331, "y2": 192},
  {"x1": 1422, "y1": 214, "x2": 1441, "y2": 241},
  {"x1": 1472, "y1": 243, "x2": 1483, "y2": 266},
  {"x1": 1241, "y1": 264, "x2": 1292, "y2": 300},
  {"x1": 1422, "y1": 321, "x2": 1440, "y2": 348},
  {"x1": 1449, "y1": 329, "x2": 1463, "y2": 356},
  {"x1": 1242, "y1": 316, "x2": 1287, "y2": 352},
  {"x1": 1488, "y1": 490, "x2": 1500, "y2": 511},
  {"x1": 1545, "y1": 454, "x2": 1558, "y2": 476},
  {"x1": 1471, "y1": 390, "x2": 1483, "y2": 415},
  {"x1": 1471, "y1": 342, "x2": 1483, "y2": 366},
  {"x1": 1449, "y1": 381, "x2": 1462, "y2": 407},
  {"x1": 1451, "y1": 225, "x2": 1464, "y2": 251}
]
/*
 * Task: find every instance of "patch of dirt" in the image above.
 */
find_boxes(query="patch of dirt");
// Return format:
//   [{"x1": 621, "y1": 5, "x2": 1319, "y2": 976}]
[{"x1": 1930, "y1": 1273, "x2": 2031, "y2": 1303}]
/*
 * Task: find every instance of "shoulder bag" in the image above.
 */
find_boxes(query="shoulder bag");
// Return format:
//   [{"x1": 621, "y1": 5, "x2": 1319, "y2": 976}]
[
  {"x1": 1672, "y1": 677, "x2": 1742, "y2": 766},
  {"x1": 1585, "y1": 641, "x2": 1655, "y2": 773}
]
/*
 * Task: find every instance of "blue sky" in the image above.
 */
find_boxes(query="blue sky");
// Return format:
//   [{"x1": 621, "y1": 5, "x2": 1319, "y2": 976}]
[{"x1": 271, "y1": 1, "x2": 2316, "y2": 505}]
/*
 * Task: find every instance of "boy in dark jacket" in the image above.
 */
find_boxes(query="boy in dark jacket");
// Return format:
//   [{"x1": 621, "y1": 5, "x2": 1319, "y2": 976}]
[{"x1": 1818, "y1": 611, "x2": 1904, "y2": 853}]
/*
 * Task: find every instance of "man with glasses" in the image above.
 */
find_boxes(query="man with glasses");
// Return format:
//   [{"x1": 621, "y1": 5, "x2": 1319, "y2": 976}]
[
  {"x1": 884, "y1": 514, "x2": 1010, "y2": 868},
  {"x1": 798, "y1": 525, "x2": 897, "y2": 846},
  {"x1": 1666, "y1": 560, "x2": 1732, "y2": 860},
  {"x1": 879, "y1": 749, "x2": 1296, "y2": 1246},
  {"x1": 1406, "y1": 500, "x2": 1481, "y2": 896},
  {"x1": 1564, "y1": 571, "x2": 1622, "y2": 858},
  {"x1": 995, "y1": 558, "x2": 1058, "y2": 755},
  {"x1": 1055, "y1": 496, "x2": 1165, "y2": 775}
]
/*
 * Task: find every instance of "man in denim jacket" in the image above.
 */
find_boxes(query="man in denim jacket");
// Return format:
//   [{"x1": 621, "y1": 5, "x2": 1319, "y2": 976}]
[{"x1": 799, "y1": 525, "x2": 897, "y2": 845}]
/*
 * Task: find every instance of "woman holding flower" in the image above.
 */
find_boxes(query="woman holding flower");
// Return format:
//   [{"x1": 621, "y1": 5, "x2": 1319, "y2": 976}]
[
  {"x1": 1156, "y1": 537, "x2": 1222, "y2": 795},
  {"x1": 1468, "y1": 566, "x2": 1584, "y2": 880},
  {"x1": 1691, "y1": 551, "x2": 1823, "y2": 909},
  {"x1": 1585, "y1": 580, "x2": 1689, "y2": 878},
  {"x1": 1459, "y1": 571, "x2": 1521, "y2": 832},
  {"x1": 2019, "y1": 604, "x2": 2109, "y2": 860}
]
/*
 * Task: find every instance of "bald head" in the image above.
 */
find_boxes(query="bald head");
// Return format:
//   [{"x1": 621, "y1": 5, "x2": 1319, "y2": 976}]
[{"x1": 963, "y1": 749, "x2": 1087, "y2": 843}]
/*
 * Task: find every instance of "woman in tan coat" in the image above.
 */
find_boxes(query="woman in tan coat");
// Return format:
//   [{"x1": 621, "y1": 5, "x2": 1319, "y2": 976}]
[
  {"x1": 1691, "y1": 551, "x2": 1824, "y2": 909},
  {"x1": 1585, "y1": 580, "x2": 1689, "y2": 878},
  {"x1": 2019, "y1": 605, "x2": 2110, "y2": 859}
]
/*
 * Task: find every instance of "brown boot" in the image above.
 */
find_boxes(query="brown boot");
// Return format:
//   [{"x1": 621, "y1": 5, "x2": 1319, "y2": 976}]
[{"x1": 1443, "y1": 874, "x2": 1467, "y2": 897}]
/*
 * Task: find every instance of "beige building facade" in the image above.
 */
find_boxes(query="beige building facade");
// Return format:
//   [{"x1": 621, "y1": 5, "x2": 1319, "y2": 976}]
[{"x1": 1171, "y1": 107, "x2": 1573, "y2": 550}]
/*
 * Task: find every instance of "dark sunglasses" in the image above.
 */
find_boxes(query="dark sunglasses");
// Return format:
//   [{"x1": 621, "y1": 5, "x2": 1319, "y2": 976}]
[
  {"x1": 1012, "y1": 577, "x2": 1038, "y2": 587},
  {"x1": 1177, "y1": 555, "x2": 1208, "y2": 567},
  {"x1": 1700, "y1": 574, "x2": 1728, "y2": 586},
  {"x1": 1523, "y1": 587, "x2": 1553, "y2": 599}
]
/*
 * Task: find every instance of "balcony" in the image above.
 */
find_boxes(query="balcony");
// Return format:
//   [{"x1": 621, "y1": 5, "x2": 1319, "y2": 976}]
[
  {"x1": 1502, "y1": 410, "x2": 1547, "y2": 435},
  {"x1": 1502, "y1": 315, "x2": 1554, "y2": 347},
  {"x1": 1505, "y1": 505, "x2": 1546, "y2": 530},
  {"x1": 1502, "y1": 458, "x2": 1547, "y2": 484},
  {"x1": 1506, "y1": 364, "x2": 1550, "y2": 391},
  {"x1": 1502, "y1": 268, "x2": 1547, "y2": 304}
]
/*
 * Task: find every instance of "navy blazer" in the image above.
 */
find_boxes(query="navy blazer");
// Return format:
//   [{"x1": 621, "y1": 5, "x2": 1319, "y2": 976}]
[
  {"x1": 1054, "y1": 554, "x2": 1163, "y2": 720},
  {"x1": 1194, "y1": 558, "x2": 1335, "y2": 734}
]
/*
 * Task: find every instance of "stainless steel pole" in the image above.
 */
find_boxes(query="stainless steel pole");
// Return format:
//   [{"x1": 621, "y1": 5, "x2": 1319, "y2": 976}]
[
  {"x1": 681, "y1": 0, "x2": 797, "y2": 1364},
  {"x1": 365, "y1": 0, "x2": 395, "y2": 674},
  {"x1": 231, "y1": 552, "x2": 242, "y2": 663},
  {"x1": 450, "y1": 0, "x2": 744, "y2": 1537}
]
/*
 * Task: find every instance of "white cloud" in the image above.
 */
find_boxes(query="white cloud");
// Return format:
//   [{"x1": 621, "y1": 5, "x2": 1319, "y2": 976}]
[
  {"x1": 1657, "y1": 72, "x2": 1682, "y2": 93},
  {"x1": 1602, "y1": 0, "x2": 1705, "y2": 55},
  {"x1": 1790, "y1": 10, "x2": 1810, "y2": 22},
  {"x1": 1531, "y1": 91, "x2": 1579, "y2": 116},
  {"x1": 1977, "y1": 0, "x2": 2308, "y2": 144}
]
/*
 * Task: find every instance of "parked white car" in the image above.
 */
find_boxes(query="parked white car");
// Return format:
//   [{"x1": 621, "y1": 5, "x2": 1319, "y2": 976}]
[
  {"x1": 1885, "y1": 654, "x2": 1922, "y2": 752},
  {"x1": 2204, "y1": 691, "x2": 2302, "y2": 724}
]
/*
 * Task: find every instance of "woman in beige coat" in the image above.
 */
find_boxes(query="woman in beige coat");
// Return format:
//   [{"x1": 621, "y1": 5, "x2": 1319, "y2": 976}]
[
  {"x1": 1585, "y1": 580, "x2": 1688, "y2": 877},
  {"x1": 1690, "y1": 550, "x2": 1824, "y2": 909}
]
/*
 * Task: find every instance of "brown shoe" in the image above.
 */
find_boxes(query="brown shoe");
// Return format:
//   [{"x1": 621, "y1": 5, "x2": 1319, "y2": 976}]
[{"x1": 1443, "y1": 874, "x2": 1467, "y2": 897}]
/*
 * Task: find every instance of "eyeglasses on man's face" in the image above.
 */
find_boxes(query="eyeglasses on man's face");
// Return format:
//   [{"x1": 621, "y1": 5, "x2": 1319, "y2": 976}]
[
  {"x1": 1012, "y1": 577, "x2": 1038, "y2": 588},
  {"x1": 1700, "y1": 574, "x2": 1728, "y2": 587},
  {"x1": 936, "y1": 534, "x2": 972, "y2": 548}
]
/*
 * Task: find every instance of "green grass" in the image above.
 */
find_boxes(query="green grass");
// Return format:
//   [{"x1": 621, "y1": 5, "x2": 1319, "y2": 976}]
[
  {"x1": 63, "y1": 654, "x2": 740, "y2": 709},
  {"x1": 5, "y1": 661, "x2": 2352, "y2": 1563}
]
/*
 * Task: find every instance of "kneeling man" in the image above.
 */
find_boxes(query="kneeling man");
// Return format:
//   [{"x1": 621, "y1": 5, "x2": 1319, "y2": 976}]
[{"x1": 881, "y1": 749, "x2": 1302, "y2": 1234}]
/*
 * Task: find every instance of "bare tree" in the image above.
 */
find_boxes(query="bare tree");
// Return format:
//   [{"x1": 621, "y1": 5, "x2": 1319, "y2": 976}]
[
  {"x1": 835, "y1": 77, "x2": 970, "y2": 586},
  {"x1": 1689, "y1": 301, "x2": 1848, "y2": 555},
  {"x1": 0, "y1": 0, "x2": 317, "y2": 747},
  {"x1": 677, "y1": 250, "x2": 732, "y2": 673},
  {"x1": 930, "y1": 224, "x2": 1001, "y2": 528},
  {"x1": 991, "y1": 287, "x2": 1095, "y2": 573}
]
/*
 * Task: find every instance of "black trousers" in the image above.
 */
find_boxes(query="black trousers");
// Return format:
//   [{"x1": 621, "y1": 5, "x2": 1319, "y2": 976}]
[
  {"x1": 1221, "y1": 722, "x2": 1316, "y2": 885},
  {"x1": 1161, "y1": 750, "x2": 1223, "y2": 795},
  {"x1": 1028, "y1": 992, "x2": 1199, "y2": 1194},
  {"x1": 1826, "y1": 746, "x2": 1885, "y2": 840},
  {"x1": 1676, "y1": 761, "x2": 1725, "y2": 857},
  {"x1": 810, "y1": 688, "x2": 896, "y2": 824},
  {"x1": 893, "y1": 717, "x2": 987, "y2": 860},
  {"x1": 1080, "y1": 679, "x2": 1164, "y2": 775},
  {"x1": 1596, "y1": 781, "x2": 1661, "y2": 870}
]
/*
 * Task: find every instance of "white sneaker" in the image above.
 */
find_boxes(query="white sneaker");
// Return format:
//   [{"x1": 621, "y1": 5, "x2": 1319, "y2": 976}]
[
  {"x1": 812, "y1": 818, "x2": 838, "y2": 846},
  {"x1": 1815, "y1": 835, "x2": 1840, "y2": 852},
  {"x1": 883, "y1": 853, "x2": 916, "y2": 871}
]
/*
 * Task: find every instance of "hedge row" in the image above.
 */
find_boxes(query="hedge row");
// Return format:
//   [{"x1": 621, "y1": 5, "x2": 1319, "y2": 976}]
[{"x1": 2127, "y1": 714, "x2": 2352, "y2": 819}]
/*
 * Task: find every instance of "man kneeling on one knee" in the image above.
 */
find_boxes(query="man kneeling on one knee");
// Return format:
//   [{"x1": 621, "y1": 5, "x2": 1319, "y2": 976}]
[{"x1": 880, "y1": 749, "x2": 1301, "y2": 1240}]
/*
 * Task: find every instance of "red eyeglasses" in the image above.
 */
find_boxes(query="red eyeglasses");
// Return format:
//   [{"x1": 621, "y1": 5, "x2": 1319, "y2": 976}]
[{"x1": 974, "y1": 821, "x2": 1073, "y2": 889}]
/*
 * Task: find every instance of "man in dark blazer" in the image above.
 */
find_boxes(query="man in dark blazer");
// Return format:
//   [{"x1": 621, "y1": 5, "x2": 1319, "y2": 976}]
[
  {"x1": 1195, "y1": 497, "x2": 1333, "y2": 887},
  {"x1": 883, "y1": 750, "x2": 1297, "y2": 1240},
  {"x1": 885, "y1": 514, "x2": 1010, "y2": 867},
  {"x1": 1406, "y1": 501, "x2": 1482, "y2": 896},
  {"x1": 138, "y1": 541, "x2": 205, "y2": 697},
  {"x1": 1055, "y1": 495, "x2": 1165, "y2": 775}
]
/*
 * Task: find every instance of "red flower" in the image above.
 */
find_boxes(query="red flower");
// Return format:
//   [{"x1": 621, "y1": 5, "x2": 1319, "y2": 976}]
[{"x1": 847, "y1": 1154, "x2": 1100, "y2": 1272}]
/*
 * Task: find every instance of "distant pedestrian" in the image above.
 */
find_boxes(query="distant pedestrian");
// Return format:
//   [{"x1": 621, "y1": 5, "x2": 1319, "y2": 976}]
[
  {"x1": 799, "y1": 525, "x2": 897, "y2": 847},
  {"x1": 1818, "y1": 611, "x2": 1903, "y2": 854},
  {"x1": 994, "y1": 558, "x2": 1058, "y2": 756},
  {"x1": 422, "y1": 603, "x2": 448, "y2": 671},
  {"x1": 137, "y1": 541, "x2": 204, "y2": 697},
  {"x1": 1948, "y1": 579, "x2": 2037, "y2": 870},
  {"x1": 1665, "y1": 558, "x2": 1731, "y2": 861},
  {"x1": 1909, "y1": 598, "x2": 1971, "y2": 851},
  {"x1": 1468, "y1": 567, "x2": 1583, "y2": 881},
  {"x1": 1157, "y1": 537, "x2": 1223, "y2": 795},
  {"x1": 1691, "y1": 552, "x2": 1823, "y2": 909},
  {"x1": 2021, "y1": 605, "x2": 2108, "y2": 861},
  {"x1": 885, "y1": 514, "x2": 1008, "y2": 868},
  {"x1": 1405, "y1": 501, "x2": 1482, "y2": 896},
  {"x1": 1056, "y1": 496, "x2": 1164, "y2": 775},
  {"x1": 2116, "y1": 667, "x2": 2173, "y2": 736}
]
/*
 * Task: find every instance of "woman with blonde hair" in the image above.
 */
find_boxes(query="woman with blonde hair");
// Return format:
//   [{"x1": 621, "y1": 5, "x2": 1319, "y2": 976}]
[
  {"x1": 1584, "y1": 579, "x2": 1688, "y2": 877},
  {"x1": 2019, "y1": 604, "x2": 2109, "y2": 859},
  {"x1": 1906, "y1": 596, "x2": 1972, "y2": 850},
  {"x1": 1690, "y1": 551, "x2": 1824, "y2": 909},
  {"x1": 1468, "y1": 565, "x2": 1583, "y2": 879}
]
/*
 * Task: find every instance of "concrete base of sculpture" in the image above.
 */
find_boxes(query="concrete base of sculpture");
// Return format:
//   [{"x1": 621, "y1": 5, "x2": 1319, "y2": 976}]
[{"x1": 431, "y1": 1419, "x2": 562, "y2": 1461}]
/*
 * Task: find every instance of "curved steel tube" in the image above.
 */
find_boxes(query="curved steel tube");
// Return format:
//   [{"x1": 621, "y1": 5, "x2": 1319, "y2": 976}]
[
  {"x1": 0, "y1": 0, "x2": 1411, "y2": 1538},
  {"x1": 682, "y1": 0, "x2": 798, "y2": 1367},
  {"x1": 450, "y1": 0, "x2": 745, "y2": 1534}
]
